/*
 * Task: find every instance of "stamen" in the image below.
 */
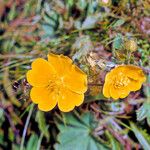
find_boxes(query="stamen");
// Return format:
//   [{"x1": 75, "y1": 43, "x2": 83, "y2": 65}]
[
  {"x1": 47, "y1": 77, "x2": 64, "y2": 94},
  {"x1": 113, "y1": 75, "x2": 130, "y2": 89}
]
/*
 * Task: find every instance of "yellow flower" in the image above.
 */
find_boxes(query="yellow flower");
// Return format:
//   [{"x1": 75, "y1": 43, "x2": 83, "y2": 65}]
[
  {"x1": 26, "y1": 53, "x2": 87, "y2": 112},
  {"x1": 103, "y1": 65, "x2": 146, "y2": 100}
]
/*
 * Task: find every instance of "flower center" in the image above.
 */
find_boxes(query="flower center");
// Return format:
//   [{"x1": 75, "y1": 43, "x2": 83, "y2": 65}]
[
  {"x1": 113, "y1": 74, "x2": 130, "y2": 89},
  {"x1": 47, "y1": 75, "x2": 64, "y2": 94}
]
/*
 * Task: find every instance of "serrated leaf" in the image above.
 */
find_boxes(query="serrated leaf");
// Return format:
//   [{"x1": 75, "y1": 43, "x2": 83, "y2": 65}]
[
  {"x1": 55, "y1": 112, "x2": 109, "y2": 150},
  {"x1": 43, "y1": 14, "x2": 57, "y2": 27},
  {"x1": 41, "y1": 4, "x2": 59, "y2": 37},
  {"x1": 130, "y1": 122, "x2": 150, "y2": 150}
]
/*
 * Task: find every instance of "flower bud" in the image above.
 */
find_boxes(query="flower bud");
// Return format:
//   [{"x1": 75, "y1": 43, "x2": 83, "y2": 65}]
[{"x1": 124, "y1": 39, "x2": 137, "y2": 52}]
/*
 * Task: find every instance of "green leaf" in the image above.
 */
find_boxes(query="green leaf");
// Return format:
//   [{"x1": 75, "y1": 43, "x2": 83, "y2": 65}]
[
  {"x1": 8, "y1": 4, "x2": 17, "y2": 21},
  {"x1": 136, "y1": 74, "x2": 150, "y2": 126},
  {"x1": 112, "y1": 19, "x2": 125, "y2": 28},
  {"x1": 0, "y1": 108, "x2": 4, "y2": 126},
  {"x1": 41, "y1": 3, "x2": 59, "y2": 37},
  {"x1": 42, "y1": 24, "x2": 55, "y2": 35},
  {"x1": 55, "y1": 112, "x2": 109, "y2": 150},
  {"x1": 35, "y1": 110, "x2": 50, "y2": 141},
  {"x1": 144, "y1": 74, "x2": 150, "y2": 98},
  {"x1": 8, "y1": 128, "x2": 14, "y2": 142},
  {"x1": 112, "y1": 34, "x2": 123, "y2": 50},
  {"x1": 65, "y1": 0, "x2": 74, "y2": 7},
  {"x1": 0, "y1": 132, "x2": 5, "y2": 146},
  {"x1": 26, "y1": 134, "x2": 39, "y2": 150},
  {"x1": 130, "y1": 122, "x2": 150, "y2": 150},
  {"x1": 76, "y1": 0, "x2": 87, "y2": 10},
  {"x1": 43, "y1": 14, "x2": 57, "y2": 27},
  {"x1": 136, "y1": 99, "x2": 150, "y2": 126}
]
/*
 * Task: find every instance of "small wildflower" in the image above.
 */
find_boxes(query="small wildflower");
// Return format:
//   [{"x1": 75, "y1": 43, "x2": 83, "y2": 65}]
[
  {"x1": 26, "y1": 53, "x2": 87, "y2": 112},
  {"x1": 103, "y1": 65, "x2": 146, "y2": 100}
]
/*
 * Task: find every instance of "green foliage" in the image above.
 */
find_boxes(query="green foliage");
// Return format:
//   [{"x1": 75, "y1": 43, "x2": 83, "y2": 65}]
[
  {"x1": 105, "y1": 131, "x2": 123, "y2": 150},
  {"x1": 112, "y1": 34, "x2": 123, "y2": 50},
  {"x1": 137, "y1": 39, "x2": 150, "y2": 66},
  {"x1": 136, "y1": 100, "x2": 150, "y2": 126},
  {"x1": 41, "y1": 3, "x2": 60, "y2": 38},
  {"x1": 85, "y1": 93, "x2": 106, "y2": 103},
  {"x1": 55, "y1": 112, "x2": 109, "y2": 150},
  {"x1": 144, "y1": 74, "x2": 150, "y2": 98},
  {"x1": 0, "y1": 108, "x2": 5, "y2": 127},
  {"x1": 72, "y1": 35, "x2": 94, "y2": 60},
  {"x1": 35, "y1": 110, "x2": 50, "y2": 141},
  {"x1": 112, "y1": 19, "x2": 125, "y2": 28},
  {"x1": 137, "y1": 74, "x2": 150, "y2": 125},
  {"x1": 130, "y1": 122, "x2": 150, "y2": 150},
  {"x1": 81, "y1": 14, "x2": 101, "y2": 30},
  {"x1": 0, "y1": 132, "x2": 5, "y2": 147},
  {"x1": 26, "y1": 134, "x2": 39, "y2": 150}
]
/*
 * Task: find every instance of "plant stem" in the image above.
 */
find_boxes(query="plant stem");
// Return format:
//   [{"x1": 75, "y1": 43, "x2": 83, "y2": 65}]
[{"x1": 20, "y1": 104, "x2": 34, "y2": 150}]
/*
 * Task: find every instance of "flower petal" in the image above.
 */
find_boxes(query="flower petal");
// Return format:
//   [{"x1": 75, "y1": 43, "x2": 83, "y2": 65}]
[
  {"x1": 58, "y1": 88, "x2": 84, "y2": 112},
  {"x1": 109, "y1": 85, "x2": 120, "y2": 100},
  {"x1": 30, "y1": 87, "x2": 57, "y2": 111},
  {"x1": 64, "y1": 65, "x2": 87, "y2": 94},
  {"x1": 48, "y1": 53, "x2": 72, "y2": 76},
  {"x1": 104, "y1": 67, "x2": 120, "y2": 82},
  {"x1": 26, "y1": 58, "x2": 55, "y2": 87},
  {"x1": 118, "y1": 88, "x2": 130, "y2": 99},
  {"x1": 103, "y1": 82, "x2": 111, "y2": 98},
  {"x1": 124, "y1": 65, "x2": 146, "y2": 82},
  {"x1": 128, "y1": 80, "x2": 142, "y2": 92}
]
